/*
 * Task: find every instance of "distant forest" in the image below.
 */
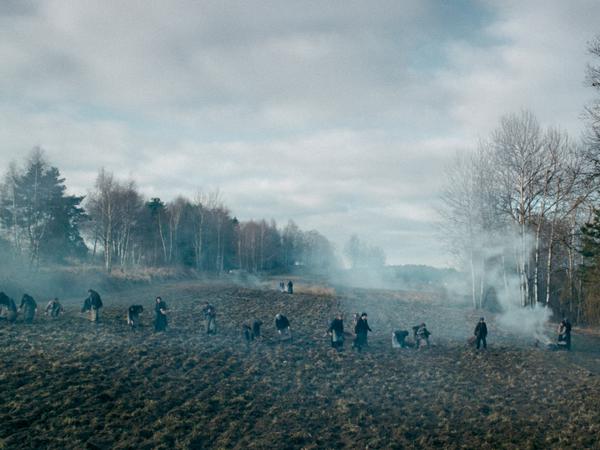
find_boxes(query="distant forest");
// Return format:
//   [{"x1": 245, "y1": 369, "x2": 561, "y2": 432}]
[{"x1": 0, "y1": 149, "x2": 338, "y2": 275}]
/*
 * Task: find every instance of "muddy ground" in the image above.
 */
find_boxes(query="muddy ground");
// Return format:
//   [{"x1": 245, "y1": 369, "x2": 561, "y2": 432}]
[{"x1": 1, "y1": 280, "x2": 599, "y2": 449}]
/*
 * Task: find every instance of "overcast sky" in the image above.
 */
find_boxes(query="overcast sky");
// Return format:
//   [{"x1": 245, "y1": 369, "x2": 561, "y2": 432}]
[{"x1": 1, "y1": 0, "x2": 599, "y2": 267}]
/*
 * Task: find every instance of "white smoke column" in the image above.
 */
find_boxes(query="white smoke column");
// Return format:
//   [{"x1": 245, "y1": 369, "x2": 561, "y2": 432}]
[{"x1": 486, "y1": 231, "x2": 553, "y2": 343}]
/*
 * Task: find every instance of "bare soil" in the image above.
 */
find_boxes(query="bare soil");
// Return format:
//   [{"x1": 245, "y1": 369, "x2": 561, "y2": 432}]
[{"x1": 1, "y1": 281, "x2": 599, "y2": 449}]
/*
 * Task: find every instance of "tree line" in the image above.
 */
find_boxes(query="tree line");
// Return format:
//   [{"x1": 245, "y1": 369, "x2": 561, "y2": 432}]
[
  {"x1": 0, "y1": 149, "x2": 337, "y2": 275},
  {"x1": 441, "y1": 36, "x2": 600, "y2": 324}
]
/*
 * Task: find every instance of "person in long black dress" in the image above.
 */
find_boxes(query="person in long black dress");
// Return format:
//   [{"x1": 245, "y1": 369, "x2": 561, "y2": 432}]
[{"x1": 154, "y1": 297, "x2": 168, "y2": 332}]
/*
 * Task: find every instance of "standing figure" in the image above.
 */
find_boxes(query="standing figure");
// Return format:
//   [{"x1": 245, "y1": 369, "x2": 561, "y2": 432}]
[
  {"x1": 45, "y1": 298, "x2": 63, "y2": 318},
  {"x1": 82, "y1": 289, "x2": 103, "y2": 322},
  {"x1": 154, "y1": 297, "x2": 168, "y2": 332},
  {"x1": 0, "y1": 292, "x2": 17, "y2": 323},
  {"x1": 353, "y1": 312, "x2": 372, "y2": 351},
  {"x1": 275, "y1": 313, "x2": 291, "y2": 341},
  {"x1": 328, "y1": 314, "x2": 345, "y2": 350},
  {"x1": 279, "y1": 281, "x2": 286, "y2": 293},
  {"x1": 474, "y1": 317, "x2": 488, "y2": 350},
  {"x1": 558, "y1": 318, "x2": 572, "y2": 350},
  {"x1": 252, "y1": 320, "x2": 263, "y2": 339},
  {"x1": 287, "y1": 280, "x2": 294, "y2": 294},
  {"x1": 242, "y1": 324, "x2": 254, "y2": 345},
  {"x1": 202, "y1": 302, "x2": 217, "y2": 335},
  {"x1": 19, "y1": 294, "x2": 37, "y2": 323},
  {"x1": 127, "y1": 305, "x2": 144, "y2": 329}
]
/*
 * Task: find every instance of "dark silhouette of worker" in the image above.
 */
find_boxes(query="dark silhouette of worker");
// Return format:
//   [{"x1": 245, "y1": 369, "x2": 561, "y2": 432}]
[
  {"x1": 392, "y1": 330, "x2": 410, "y2": 348},
  {"x1": 287, "y1": 280, "x2": 294, "y2": 294},
  {"x1": 328, "y1": 314, "x2": 345, "y2": 349},
  {"x1": 45, "y1": 298, "x2": 63, "y2": 318},
  {"x1": 275, "y1": 313, "x2": 291, "y2": 341},
  {"x1": 558, "y1": 318, "x2": 572, "y2": 350},
  {"x1": 82, "y1": 289, "x2": 103, "y2": 322},
  {"x1": 19, "y1": 294, "x2": 37, "y2": 323},
  {"x1": 0, "y1": 292, "x2": 17, "y2": 323},
  {"x1": 413, "y1": 323, "x2": 431, "y2": 348},
  {"x1": 252, "y1": 320, "x2": 263, "y2": 339},
  {"x1": 243, "y1": 324, "x2": 254, "y2": 345},
  {"x1": 474, "y1": 317, "x2": 488, "y2": 350},
  {"x1": 127, "y1": 305, "x2": 144, "y2": 329},
  {"x1": 202, "y1": 302, "x2": 217, "y2": 335},
  {"x1": 353, "y1": 312, "x2": 372, "y2": 351},
  {"x1": 154, "y1": 297, "x2": 168, "y2": 332}
]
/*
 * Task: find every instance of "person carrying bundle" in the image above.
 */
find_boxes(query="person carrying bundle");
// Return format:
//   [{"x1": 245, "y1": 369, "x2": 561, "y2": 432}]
[
  {"x1": 19, "y1": 294, "x2": 37, "y2": 323},
  {"x1": 0, "y1": 292, "x2": 17, "y2": 323},
  {"x1": 82, "y1": 289, "x2": 103, "y2": 322}
]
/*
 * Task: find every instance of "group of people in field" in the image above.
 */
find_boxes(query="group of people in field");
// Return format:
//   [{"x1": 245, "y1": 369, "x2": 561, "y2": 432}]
[
  {"x1": 0, "y1": 292, "x2": 64, "y2": 323},
  {"x1": 0, "y1": 286, "x2": 574, "y2": 352},
  {"x1": 326, "y1": 312, "x2": 434, "y2": 352}
]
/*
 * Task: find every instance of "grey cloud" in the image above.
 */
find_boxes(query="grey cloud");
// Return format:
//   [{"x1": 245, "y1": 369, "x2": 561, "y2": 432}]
[{"x1": 0, "y1": 1, "x2": 598, "y2": 266}]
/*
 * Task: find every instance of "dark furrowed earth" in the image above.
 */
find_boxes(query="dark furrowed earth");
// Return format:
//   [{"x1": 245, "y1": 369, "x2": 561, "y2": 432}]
[{"x1": 1, "y1": 281, "x2": 600, "y2": 449}]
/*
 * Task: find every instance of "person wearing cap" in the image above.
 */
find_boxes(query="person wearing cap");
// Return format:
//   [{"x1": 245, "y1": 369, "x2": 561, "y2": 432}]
[{"x1": 474, "y1": 317, "x2": 488, "y2": 350}]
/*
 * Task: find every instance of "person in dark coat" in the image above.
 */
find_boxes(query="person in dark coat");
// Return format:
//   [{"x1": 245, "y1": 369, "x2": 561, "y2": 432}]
[
  {"x1": 127, "y1": 305, "x2": 144, "y2": 329},
  {"x1": 202, "y1": 302, "x2": 217, "y2": 335},
  {"x1": 243, "y1": 323, "x2": 254, "y2": 345},
  {"x1": 287, "y1": 280, "x2": 294, "y2": 294},
  {"x1": 19, "y1": 294, "x2": 37, "y2": 323},
  {"x1": 252, "y1": 320, "x2": 263, "y2": 339},
  {"x1": 275, "y1": 313, "x2": 291, "y2": 341},
  {"x1": 353, "y1": 312, "x2": 372, "y2": 351},
  {"x1": 0, "y1": 292, "x2": 17, "y2": 323},
  {"x1": 328, "y1": 314, "x2": 345, "y2": 349},
  {"x1": 82, "y1": 289, "x2": 103, "y2": 322},
  {"x1": 45, "y1": 298, "x2": 63, "y2": 318},
  {"x1": 154, "y1": 297, "x2": 168, "y2": 332},
  {"x1": 474, "y1": 317, "x2": 488, "y2": 349},
  {"x1": 558, "y1": 318, "x2": 572, "y2": 351}
]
